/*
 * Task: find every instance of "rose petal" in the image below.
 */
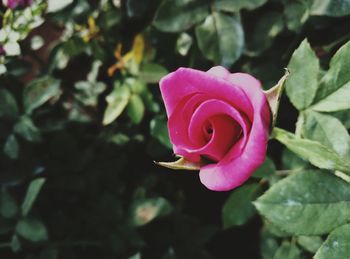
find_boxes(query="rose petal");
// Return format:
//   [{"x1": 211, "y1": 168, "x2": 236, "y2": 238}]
[
  {"x1": 195, "y1": 115, "x2": 241, "y2": 161},
  {"x1": 168, "y1": 94, "x2": 209, "y2": 162},
  {"x1": 186, "y1": 99, "x2": 251, "y2": 161},
  {"x1": 160, "y1": 68, "x2": 254, "y2": 120},
  {"x1": 199, "y1": 69, "x2": 271, "y2": 191},
  {"x1": 177, "y1": 93, "x2": 210, "y2": 146},
  {"x1": 169, "y1": 97, "x2": 251, "y2": 163}
]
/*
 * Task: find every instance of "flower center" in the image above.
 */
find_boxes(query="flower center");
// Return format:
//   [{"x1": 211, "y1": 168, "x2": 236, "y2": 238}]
[{"x1": 202, "y1": 121, "x2": 213, "y2": 142}]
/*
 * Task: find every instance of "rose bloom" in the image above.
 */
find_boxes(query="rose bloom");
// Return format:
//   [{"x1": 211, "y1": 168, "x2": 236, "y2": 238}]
[
  {"x1": 2, "y1": 0, "x2": 32, "y2": 9},
  {"x1": 0, "y1": 46, "x2": 5, "y2": 56},
  {"x1": 159, "y1": 66, "x2": 271, "y2": 191}
]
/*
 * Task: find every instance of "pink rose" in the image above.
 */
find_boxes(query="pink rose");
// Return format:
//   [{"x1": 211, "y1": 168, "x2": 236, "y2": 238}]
[
  {"x1": 159, "y1": 66, "x2": 271, "y2": 191},
  {"x1": 2, "y1": 0, "x2": 32, "y2": 9}
]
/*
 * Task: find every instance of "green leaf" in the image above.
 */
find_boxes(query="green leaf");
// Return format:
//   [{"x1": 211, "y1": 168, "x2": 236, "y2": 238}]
[
  {"x1": 314, "y1": 224, "x2": 350, "y2": 259},
  {"x1": 297, "y1": 236, "x2": 323, "y2": 253},
  {"x1": 0, "y1": 89, "x2": 18, "y2": 119},
  {"x1": 310, "y1": 0, "x2": 350, "y2": 17},
  {"x1": 126, "y1": 0, "x2": 149, "y2": 18},
  {"x1": 332, "y1": 110, "x2": 350, "y2": 129},
  {"x1": 302, "y1": 111, "x2": 350, "y2": 159},
  {"x1": 214, "y1": 0, "x2": 267, "y2": 12},
  {"x1": 128, "y1": 253, "x2": 141, "y2": 259},
  {"x1": 265, "y1": 221, "x2": 291, "y2": 238},
  {"x1": 260, "y1": 228, "x2": 279, "y2": 259},
  {"x1": 103, "y1": 84, "x2": 131, "y2": 125},
  {"x1": 125, "y1": 78, "x2": 146, "y2": 94},
  {"x1": 23, "y1": 77, "x2": 61, "y2": 114},
  {"x1": 0, "y1": 189, "x2": 18, "y2": 218},
  {"x1": 6, "y1": 60, "x2": 32, "y2": 77},
  {"x1": 74, "y1": 81, "x2": 106, "y2": 107},
  {"x1": 282, "y1": 149, "x2": 308, "y2": 170},
  {"x1": 100, "y1": 8, "x2": 121, "y2": 28},
  {"x1": 14, "y1": 116, "x2": 41, "y2": 142},
  {"x1": 130, "y1": 197, "x2": 173, "y2": 226},
  {"x1": 312, "y1": 41, "x2": 350, "y2": 112},
  {"x1": 222, "y1": 183, "x2": 261, "y2": 228},
  {"x1": 153, "y1": 0, "x2": 209, "y2": 33},
  {"x1": 127, "y1": 94, "x2": 145, "y2": 124},
  {"x1": 312, "y1": 82, "x2": 350, "y2": 112},
  {"x1": 286, "y1": 39, "x2": 320, "y2": 110},
  {"x1": 254, "y1": 170, "x2": 350, "y2": 235},
  {"x1": 109, "y1": 133, "x2": 130, "y2": 146},
  {"x1": 139, "y1": 63, "x2": 168, "y2": 84},
  {"x1": 87, "y1": 60, "x2": 102, "y2": 83},
  {"x1": 176, "y1": 32, "x2": 193, "y2": 56},
  {"x1": 3, "y1": 134, "x2": 19, "y2": 159},
  {"x1": 0, "y1": 64, "x2": 5, "y2": 75},
  {"x1": 47, "y1": 0, "x2": 73, "y2": 13},
  {"x1": 21, "y1": 178, "x2": 46, "y2": 217},
  {"x1": 246, "y1": 11, "x2": 284, "y2": 56},
  {"x1": 150, "y1": 117, "x2": 172, "y2": 149},
  {"x1": 16, "y1": 218, "x2": 48, "y2": 242},
  {"x1": 252, "y1": 157, "x2": 276, "y2": 178},
  {"x1": 47, "y1": 45, "x2": 69, "y2": 71},
  {"x1": 283, "y1": 0, "x2": 309, "y2": 31},
  {"x1": 195, "y1": 12, "x2": 244, "y2": 67},
  {"x1": 273, "y1": 241, "x2": 301, "y2": 259},
  {"x1": 272, "y1": 128, "x2": 350, "y2": 174},
  {"x1": 10, "y1": 235, "x2": 21, "y2": 253}
]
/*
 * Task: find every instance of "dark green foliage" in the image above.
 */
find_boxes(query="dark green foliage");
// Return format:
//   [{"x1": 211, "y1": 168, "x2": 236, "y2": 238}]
[{"x1": 1, "y1": 0, "x2": 350, "y2": 258}]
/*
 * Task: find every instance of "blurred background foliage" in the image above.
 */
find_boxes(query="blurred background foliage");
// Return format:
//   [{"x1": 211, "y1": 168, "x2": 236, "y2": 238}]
[{"x1": 0, "y1": 0, "x2": 350, "y2": 258}]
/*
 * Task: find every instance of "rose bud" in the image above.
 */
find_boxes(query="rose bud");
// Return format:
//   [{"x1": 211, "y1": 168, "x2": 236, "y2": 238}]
[{"x1": 159, "y1": 66, "x2": 271, "y2": 191}]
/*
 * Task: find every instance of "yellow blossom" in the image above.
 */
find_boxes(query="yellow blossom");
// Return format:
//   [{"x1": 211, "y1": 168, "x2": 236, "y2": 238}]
[{"x1": 107, "y1": 34, "x2": 145, "y2": 76}]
